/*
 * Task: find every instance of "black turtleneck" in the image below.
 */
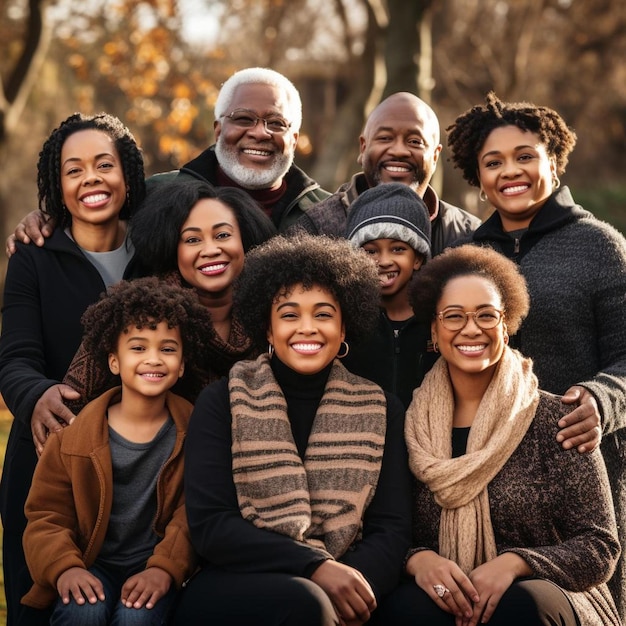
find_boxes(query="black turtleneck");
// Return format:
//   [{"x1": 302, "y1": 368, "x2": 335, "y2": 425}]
[{"x1": 270, "y1": 355, "x2": 332, "y2": 458}]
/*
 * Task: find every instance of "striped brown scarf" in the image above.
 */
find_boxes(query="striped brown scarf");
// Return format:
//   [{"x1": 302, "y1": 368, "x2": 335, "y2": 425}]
[{"x1": 229, "y1": 354, "x2": 387, "y2": 558}]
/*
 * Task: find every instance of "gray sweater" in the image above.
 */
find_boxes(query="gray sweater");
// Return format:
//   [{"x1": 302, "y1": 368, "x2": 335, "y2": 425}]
[{"x1": 472, "y1": 186, "x2": 626, "y2": 620}]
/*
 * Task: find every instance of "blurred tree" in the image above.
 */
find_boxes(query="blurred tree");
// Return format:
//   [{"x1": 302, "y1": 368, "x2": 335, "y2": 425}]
[
  {"x1": 0, "y1": 0, "x2": 54, "y2": 294},
  {"x1": 432, "y1": 0, "x2": 626, "y2": 190},
  {"x1": 51, "y1": 0, "x2": 223, "y2": 174},
  {"x1": 0, "y1": 0, "x2": 51, "y2": 142}
]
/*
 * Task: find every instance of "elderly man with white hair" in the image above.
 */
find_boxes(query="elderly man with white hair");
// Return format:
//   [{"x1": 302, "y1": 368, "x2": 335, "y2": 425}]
[{"x1": 154, "y1": 67, "x2": 330, "y2": 231}]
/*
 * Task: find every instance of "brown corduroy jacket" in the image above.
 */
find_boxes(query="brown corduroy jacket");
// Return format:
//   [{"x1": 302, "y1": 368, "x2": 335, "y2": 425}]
[{"x1": 22, "y1": 387, "x2": 197, "y2": 609}]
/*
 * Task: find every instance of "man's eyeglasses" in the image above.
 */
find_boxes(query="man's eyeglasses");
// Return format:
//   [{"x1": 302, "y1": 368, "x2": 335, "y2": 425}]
[
  {"x1": 436, "y1": 307, "x2": 504, "y2": 331},
  {"x1": 222, "y1": 109, "x2": 291, "y2": 134}
]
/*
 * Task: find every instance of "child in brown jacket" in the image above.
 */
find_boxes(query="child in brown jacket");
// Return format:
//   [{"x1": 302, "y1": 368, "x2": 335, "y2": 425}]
[{"x1": 22, "y1": 277, "x2": 212, "y2": 625}]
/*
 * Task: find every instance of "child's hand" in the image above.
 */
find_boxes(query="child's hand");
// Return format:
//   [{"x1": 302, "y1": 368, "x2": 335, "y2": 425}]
[
  {"x1": 121, "y1": 567, "x2": 173, "y2": 609},
  {"x1": 57, "y1": 567, "x2": 105, "y2": 605}
]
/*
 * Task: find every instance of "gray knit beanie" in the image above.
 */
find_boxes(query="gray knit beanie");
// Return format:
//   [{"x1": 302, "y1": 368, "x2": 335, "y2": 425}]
[{"x1": 345, "y1": 183, "x2": 432, "y2": 259}]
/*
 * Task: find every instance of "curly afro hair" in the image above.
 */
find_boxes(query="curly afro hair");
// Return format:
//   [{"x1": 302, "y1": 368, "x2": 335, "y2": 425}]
[
  {"x1": 131, "y1": 179, "x2": 277, "y2": 276},
  {"x1": 37, "y1": 112, "x2": 146, "y2": 228},
  {"x1": 80, "y1": 276, "x2": 215, "y2": 397},
  {"x1": 409, "y1": 244, "x2": 529, "y2": 335},
  {"x1": 446, "y1": 92, "x2": 577, "y2": 188},
  {"x1": 233, "y1": 233, "x2": 381, "y2": 348}
]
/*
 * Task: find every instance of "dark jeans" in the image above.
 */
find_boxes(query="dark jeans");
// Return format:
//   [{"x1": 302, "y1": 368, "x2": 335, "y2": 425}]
[
  {"x1": 49, "y1": 562, "x2": 177, "y2": 626},
  {"x1": 374, "y1": 578, "x2": 580, "y2": 626}
]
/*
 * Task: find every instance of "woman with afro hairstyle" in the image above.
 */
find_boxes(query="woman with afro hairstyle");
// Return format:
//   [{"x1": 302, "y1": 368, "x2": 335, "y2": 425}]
[
  {"x1": 377, "y1": 244, "x2": 620, "y2": 626},
  {"x1": 447, "y1": 92, "x2": 626, "y2": 619},
  {"x1": 22, "y1": 277, "x2": 213, "y2": 625},
  {"x1": 173, "y1": 233, "x2": 413, "y2": 626},
  {"x1": 0, "y1": 112, "x2": 146, "y2": 626},
  {"x1": 62, "y1": 178, "x2": 278, "y2": 409}
]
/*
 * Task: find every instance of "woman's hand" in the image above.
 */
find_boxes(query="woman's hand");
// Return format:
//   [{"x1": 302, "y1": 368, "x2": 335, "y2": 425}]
[
  {"x1": 57, "y1": 566, "x2": 105, "y2": 605},
  {"x1": 31, "y1": 384, "x2": 80, "y2": 456},
  {"x1": 557, "y1": 386, "x2": 601, "y2": 453},
  {"x1": 406, "y1": 550, "x2": 478, "y2": 623},
  {"x1": 121, "y1": 567, "x2": 173, "y2": 609},
  {"x1": 311, "y1": 560, "x2": 376, "y2": 625},
  {"x1": 466, "y1": 553, "x2": 532, "y2": 625}
]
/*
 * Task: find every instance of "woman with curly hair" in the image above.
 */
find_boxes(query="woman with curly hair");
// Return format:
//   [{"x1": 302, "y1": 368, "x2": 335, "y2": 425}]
[
  {"x1": 22, "y1": 277, "x2": 213, "y2": 625},
  {"x1": 447, "y1": 92, "x2": 626, "y2": 618},
  {"x1": 377, "y1": 245, "x2": 621, "y2": 626},
  {"x1": 62, "y1": 178, "x2": 278, "y2": 407},
  {"x1": 0, "y1": 112, "x2": 145, "y2": 625},
  {"x1": 173, "y1": 233, "x2": 413, "y2": 625}
]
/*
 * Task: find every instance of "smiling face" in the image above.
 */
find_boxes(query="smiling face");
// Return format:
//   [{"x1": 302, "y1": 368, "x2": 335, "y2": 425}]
[
  {"x1": 359, "y1": 93, "x2": 441, "y2": 197},
  {"x1": 267, "y1": 283, "x2": 345, "y2": 375},
  {"x1": 177, "y1": 198, "x2": 245, "y2": 300},
  {"x1": 362, "y1": 238, "x2": 424, "y2": 301},
  {"x1": 478, "y1": 125, "x2": 557, "y2": 231},
  {"x1": 108, "y1": 321, "x2": 184, "y2": 400},
  {"x1": 213, "y1": 83, "x2": 299, "y2": 190},
  {"x1": 432, "y1": 275, "x2": 507, "y2": 383},
  {"x1": 60, "y1": 129, "x2": 127, "y2": 233}
]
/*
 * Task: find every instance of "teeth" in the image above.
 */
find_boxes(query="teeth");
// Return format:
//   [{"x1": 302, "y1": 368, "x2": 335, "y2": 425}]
[
  {"x1": 384, "y1": 165, "x2": 410, "y2": 172},
  {"x1": 82, "y1": 193, "x2": 108, "y2": 204},
  {"x1": 142, "y1": 372, "x2": 164, "y2": 378},
  {"x1": 292, "y1": 343, "x2": 322, "y2": 352},
  {"x1": 502, "y1": 185, "x2": 528, "y2": 195},
  {"x1": 379, "y1": 272, "x2": 398, "y2": 285},
  {"x1": 244, "y1": 149, "x2": 271, "y2": 156},
  {"x1": 200, "y1": 263, "x2": 226, "y2": 272},
  {"x1": 457, "y1": 345, "x2": 486, "y2": 353}
]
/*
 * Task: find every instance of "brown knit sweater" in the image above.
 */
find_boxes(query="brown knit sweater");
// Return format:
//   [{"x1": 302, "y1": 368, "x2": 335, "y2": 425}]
[{"x1": 410, "y1": 391, "x2": 621, "y2": 625}]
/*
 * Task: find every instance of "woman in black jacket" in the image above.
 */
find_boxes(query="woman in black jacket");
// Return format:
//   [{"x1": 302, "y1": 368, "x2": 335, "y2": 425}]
[{"x1": 0, "y1": 112, "x2": 145, "y2": 625}]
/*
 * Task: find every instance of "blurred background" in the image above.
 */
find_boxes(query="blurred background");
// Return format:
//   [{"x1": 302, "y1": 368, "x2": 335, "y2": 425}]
[{"x1": 1, "y1": 0, "x2": 626, "y2": 299}]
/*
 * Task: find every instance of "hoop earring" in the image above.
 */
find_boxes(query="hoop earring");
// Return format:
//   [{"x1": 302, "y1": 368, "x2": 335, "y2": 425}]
[
  {"x1": 479, "y1": 189, "x2": 487, "y2": 202},
  {"x1": 337, "y1": 341, "x2": 349, "y2": 359},
  {"x1": 433, "y1": 341, "x2": 439, "y2": 354},
  {"x1": 552, "y1": 175, "x2": 561, "y2": 190},
  {"x1": 268, "y1": 344, "x2": 274, "y2": 357}
]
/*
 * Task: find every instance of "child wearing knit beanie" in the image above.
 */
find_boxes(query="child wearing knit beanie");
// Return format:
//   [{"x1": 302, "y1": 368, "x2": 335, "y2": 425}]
[{"x1": 343, "y1": 183, "x2": 438, "y2": 407}]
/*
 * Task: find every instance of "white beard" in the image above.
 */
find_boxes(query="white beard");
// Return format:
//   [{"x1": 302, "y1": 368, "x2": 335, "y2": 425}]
[{"x1": 215, "y1": 137, "x2": 294, "y2": 190}]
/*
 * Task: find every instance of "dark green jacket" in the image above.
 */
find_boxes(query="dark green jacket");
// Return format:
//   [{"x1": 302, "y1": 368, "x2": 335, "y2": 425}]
[{"x1": 146, "y1": 145, "x2": 330, "y2": 232}]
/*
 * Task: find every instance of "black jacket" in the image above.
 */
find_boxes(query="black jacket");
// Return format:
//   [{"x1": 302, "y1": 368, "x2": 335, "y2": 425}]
[
  {"x1": 0, "y1": 229, "x2": 139, "y2": 531},
  {"x1": 343, "y1": 311, "x2": 438, "y2": 409}
]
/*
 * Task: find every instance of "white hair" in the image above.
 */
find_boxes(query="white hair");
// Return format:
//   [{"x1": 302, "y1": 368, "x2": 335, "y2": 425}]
[{"x1": 214, "y1": 67, "x2": 302, "y2": 133}]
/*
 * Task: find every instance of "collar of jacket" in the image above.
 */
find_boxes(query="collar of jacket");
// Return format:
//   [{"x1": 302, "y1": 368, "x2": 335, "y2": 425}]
[
  {"x1": 179, "y1": 145, "x2": 325, "y2": 210},
  {"x1": 473, "y1": 186, "x2": 591, "y2": 246}
]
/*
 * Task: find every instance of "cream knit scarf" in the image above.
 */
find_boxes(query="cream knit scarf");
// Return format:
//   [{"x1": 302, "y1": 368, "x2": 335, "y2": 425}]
[
  {"x1": 405, "y1": 347, "x2": 539, "y2": 573},
  {"x1": 229, "y1": 354, "x2": 387, "y2": 558}
]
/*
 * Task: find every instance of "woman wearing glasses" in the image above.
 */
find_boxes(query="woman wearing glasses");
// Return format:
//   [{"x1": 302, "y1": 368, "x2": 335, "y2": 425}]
[{"x1": 377, "y1": 245, "x2": 621, "y2": 626}]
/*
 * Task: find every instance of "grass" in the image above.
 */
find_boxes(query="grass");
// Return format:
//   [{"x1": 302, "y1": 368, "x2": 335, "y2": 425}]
[{"x1": 0, "y1": 404, "x2": 10, "y2": 626}]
